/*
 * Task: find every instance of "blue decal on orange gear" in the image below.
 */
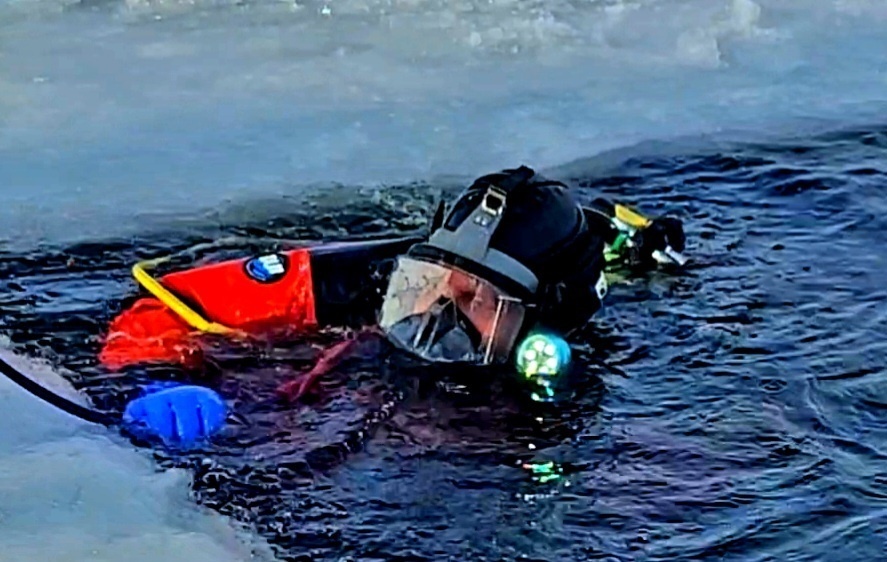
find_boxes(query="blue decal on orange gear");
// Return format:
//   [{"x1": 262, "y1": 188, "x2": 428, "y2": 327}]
[
  {"x1": 162, "y1": 248, "x2": 317, "y2": 331},
  {"x1": 245, "y1": 253, "x2": 288, "y2": 283}
]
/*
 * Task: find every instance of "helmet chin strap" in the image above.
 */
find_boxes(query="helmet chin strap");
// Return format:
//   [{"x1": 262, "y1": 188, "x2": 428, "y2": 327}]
[
  {"x1": 424, "y1": 172, "x2": 540, "y2": 296},
  {"x1": 430, "y1": 200, "x2": 446, "y2": 231},
  {"x1": 434, "y1": 183, "x2": 507, "y2": 264},
  {"x1": 433, "y1": 165, "x2": 536, "y2": 262}
]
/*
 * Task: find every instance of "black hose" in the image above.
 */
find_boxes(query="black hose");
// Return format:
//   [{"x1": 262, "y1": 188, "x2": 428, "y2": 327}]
[
  {"x1": 0, "y1": 346, "x2": 406, "y2": 467},
  {"x1": 0, "y1": 355, "x2": 117, "y2": 426}
]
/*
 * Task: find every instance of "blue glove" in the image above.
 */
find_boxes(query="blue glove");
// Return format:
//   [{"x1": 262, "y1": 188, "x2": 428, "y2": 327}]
[{"x1": 123, "y1": 383, "x2": 227, "y2": 448}]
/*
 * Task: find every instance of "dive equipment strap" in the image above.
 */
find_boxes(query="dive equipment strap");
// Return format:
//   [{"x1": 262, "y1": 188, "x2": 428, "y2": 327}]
[{"x1": 132, "y1": 258, "x2": 239, "y2": 336}]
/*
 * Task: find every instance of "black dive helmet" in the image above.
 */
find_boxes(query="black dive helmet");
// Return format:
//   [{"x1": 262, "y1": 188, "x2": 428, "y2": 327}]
[{"x1": 378, "y1": 165, "x2": 606, "y2": 365}]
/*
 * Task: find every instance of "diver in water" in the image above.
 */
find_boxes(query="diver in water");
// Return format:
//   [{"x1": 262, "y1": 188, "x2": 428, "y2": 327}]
[
  {"x1": 100, "y1": 165, "x2": 686, "y2": 405},
  {"x1": 275, "y1": 165, "x2": 686, "y2": 401}
]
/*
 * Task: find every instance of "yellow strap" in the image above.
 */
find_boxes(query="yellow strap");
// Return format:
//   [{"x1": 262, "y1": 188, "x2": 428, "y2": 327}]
[
  {"x1": 615, "y1": 204, "x2": 652, "y2": 229},
  {"x1": 132, "y1": 258, "x2": 237, "y2": 335}
]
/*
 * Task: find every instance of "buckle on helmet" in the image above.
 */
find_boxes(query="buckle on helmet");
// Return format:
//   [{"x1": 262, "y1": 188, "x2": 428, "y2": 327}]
[{"x1": 481, "y1": 185, "x2": 506, "y2": 216}]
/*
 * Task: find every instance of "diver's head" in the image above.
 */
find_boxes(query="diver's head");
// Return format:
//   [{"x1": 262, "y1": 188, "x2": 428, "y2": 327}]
[{"x1": 378, "y1": 165, "x2": 605, "y2": 367}]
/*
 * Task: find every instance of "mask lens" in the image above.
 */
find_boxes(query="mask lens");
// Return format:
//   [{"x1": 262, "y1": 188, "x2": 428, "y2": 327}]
[{"x1": 379, "y1": 257, "x2": 526, "y2": 364}]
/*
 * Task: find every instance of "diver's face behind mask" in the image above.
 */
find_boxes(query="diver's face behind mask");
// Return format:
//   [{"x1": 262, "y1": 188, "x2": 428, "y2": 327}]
[{"x1": 378, "y1": 256, "x2": 527, "y2": 365}]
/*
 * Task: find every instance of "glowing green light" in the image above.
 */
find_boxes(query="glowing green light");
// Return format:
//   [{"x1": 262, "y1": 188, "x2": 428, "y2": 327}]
[
  {"x1": 522, "y1": 461, "x2": 565, "y2": 484},
  {"x1": 516, "y1": 333, "x2": 571, "y2": 379}
]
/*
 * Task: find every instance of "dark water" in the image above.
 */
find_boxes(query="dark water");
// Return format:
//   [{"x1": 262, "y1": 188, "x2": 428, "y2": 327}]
[{"x1": 2, "y1": 126, "x2": 887, "y2": 561}]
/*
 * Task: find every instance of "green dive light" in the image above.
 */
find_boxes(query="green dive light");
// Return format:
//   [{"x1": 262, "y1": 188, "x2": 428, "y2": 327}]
[
  {"x1": 516, "y1": 333, "x2": 571, "y2": 376},
  {"x1": 515, "y1": 333, "x2": 571, "y2": 402}
]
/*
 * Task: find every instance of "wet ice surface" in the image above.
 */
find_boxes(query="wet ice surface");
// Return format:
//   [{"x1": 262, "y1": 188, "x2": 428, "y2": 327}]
[
  {"x1": 0, "y1": 350, "x2": 273, "y2": 561},
  {"x1": 2, "y1": 0, "x2": 887, "y2": 247}
]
